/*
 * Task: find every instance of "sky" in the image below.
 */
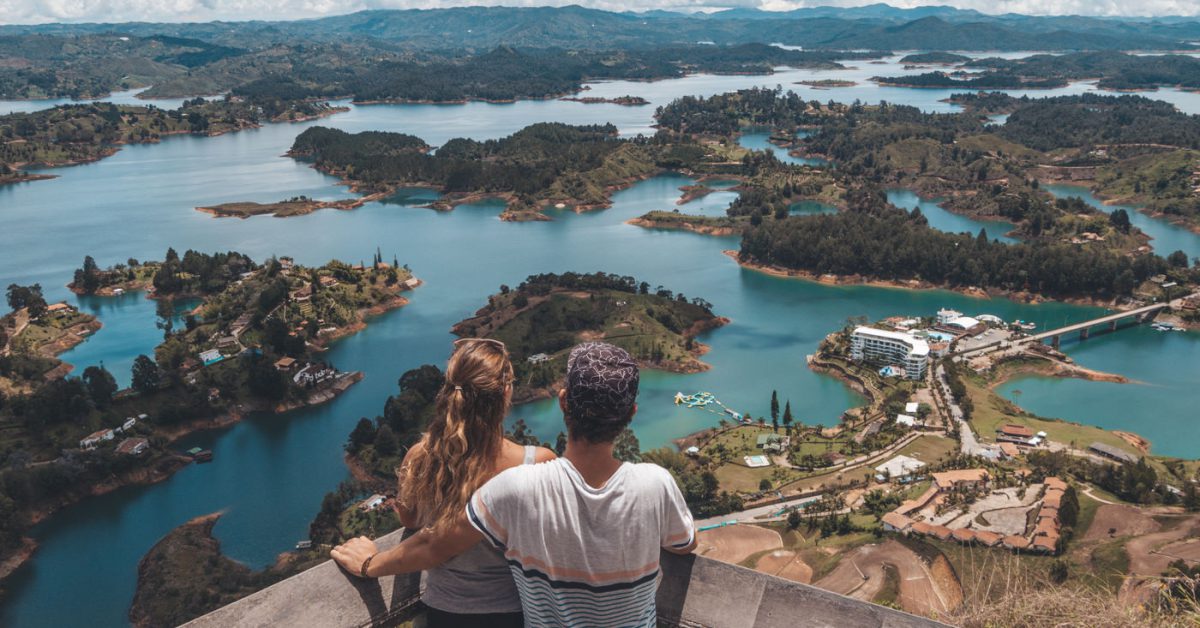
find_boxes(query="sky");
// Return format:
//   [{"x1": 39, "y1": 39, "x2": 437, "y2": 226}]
[{"x1": 0, "y1": 0, "x2": 1197, "y2": 24}]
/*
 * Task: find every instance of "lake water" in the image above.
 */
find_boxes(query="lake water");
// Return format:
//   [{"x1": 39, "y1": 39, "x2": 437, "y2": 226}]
[
  {"x1": 1, "y1": 54, "x2": 1199, "y2": 626},
  {"x1": 1043, "y1": 183, "x2": 1200, "y2": 259}
]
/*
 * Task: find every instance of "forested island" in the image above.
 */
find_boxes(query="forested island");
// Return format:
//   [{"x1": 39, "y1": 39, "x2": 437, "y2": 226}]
[
  {"x1": 899, "y1": 52, "x2": 971, "y2": 65},
  {"x1": 878, "y1": 51, "x2": 1200, "y2": 93},
  {"x1": 0, "y1": 249, "x2": 417, "y2": 577},
  {"x1": 0, "y1": 99, "x2": 345, "y2": 185},
  {"x1": 452, "y1": 272, "x2": 727, "y2": 403},
  {"x1": 288, "y1": 123, "x2": 677, "y2": 220}
]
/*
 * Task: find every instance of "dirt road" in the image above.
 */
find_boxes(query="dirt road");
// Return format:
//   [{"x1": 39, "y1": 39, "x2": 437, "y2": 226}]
[{"x1": 814, "y1": 540, "x2": 962, "y2": 616}]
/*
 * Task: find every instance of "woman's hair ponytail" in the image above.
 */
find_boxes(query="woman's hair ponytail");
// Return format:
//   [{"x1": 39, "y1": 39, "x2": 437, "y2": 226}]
[{"x1": 399, "y1": 340, "x2": 514, "y2": 531}]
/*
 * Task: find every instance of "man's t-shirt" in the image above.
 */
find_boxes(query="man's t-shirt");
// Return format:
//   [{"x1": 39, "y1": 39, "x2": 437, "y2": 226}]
[{"x1": 466, "y1": 458, "x2": 695, "y2": 628}]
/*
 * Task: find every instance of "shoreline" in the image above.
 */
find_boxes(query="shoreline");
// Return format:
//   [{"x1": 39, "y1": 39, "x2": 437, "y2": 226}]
[
  {"x1": 724, "y1": 250, "x2": 1121, "y2": 309},
  {"x1": 626, "y1": 216, "x2": 740, "y2": 237},
  {"x1": 1037, "y1": 176, "x2": 1200, "y2": 237}
]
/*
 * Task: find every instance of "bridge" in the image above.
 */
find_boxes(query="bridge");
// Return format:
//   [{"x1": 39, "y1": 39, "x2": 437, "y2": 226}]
[{"x1": 1021, "y1": 300, "x2": 1176, "y2": 349}]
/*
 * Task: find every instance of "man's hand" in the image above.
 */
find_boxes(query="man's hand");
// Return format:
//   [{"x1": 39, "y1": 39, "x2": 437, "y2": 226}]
[{"x1": 331, "y1": 536, "x2": 379, "y2": 578}]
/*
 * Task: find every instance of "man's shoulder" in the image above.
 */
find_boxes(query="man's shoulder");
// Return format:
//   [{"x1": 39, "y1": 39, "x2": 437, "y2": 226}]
[
  {"x1": 486, "y1": 457, "x2": 566, "y2": 491},
  {"x1": 623, "y1": 462, "x2": 677, "y2": 492}
]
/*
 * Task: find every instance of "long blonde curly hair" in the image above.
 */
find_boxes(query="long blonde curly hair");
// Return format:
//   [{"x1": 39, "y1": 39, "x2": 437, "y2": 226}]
[{"x1": 399, "y1": 339, "x2": 514, "y2": 531}]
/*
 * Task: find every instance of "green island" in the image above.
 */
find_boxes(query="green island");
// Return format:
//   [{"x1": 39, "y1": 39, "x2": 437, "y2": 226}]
[
  {"x1": 793, "y1": 79, "x2": 858, "y2": 88},
  {"x1": 195, "y1": 195, "x2": 372, "y2": 219},
  {"x1": 285, "y1": 123, "x2": 674, "y2": 220},
  {"x1": 0, "y1": 99, "x2": 345, "y2": 185},
  {"x1": 879, "y1": 51, "x2": 1200, "y2": 92},
  {"x1": 899, "y1": 52, "x2": 971, "y2": 65},
  {"x1": 0, "y1": 249, "x2": 417, "y2": 578},
  {"x1": 452, "y1": 272, "x2": 727, "y2": 403},
  {"x1": 559, "y1": 95, "x2": 649, "y2": 106}
]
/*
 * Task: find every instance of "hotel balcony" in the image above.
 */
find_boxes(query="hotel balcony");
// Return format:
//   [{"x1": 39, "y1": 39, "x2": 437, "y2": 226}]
[{"x1": 183, "y1": 528, "x2": 948, "y2": 628}]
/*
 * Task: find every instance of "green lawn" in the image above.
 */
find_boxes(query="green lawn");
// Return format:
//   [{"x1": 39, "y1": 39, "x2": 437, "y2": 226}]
[{"x1": 894, "y1": 434, "x2": 958, "y2": 466}]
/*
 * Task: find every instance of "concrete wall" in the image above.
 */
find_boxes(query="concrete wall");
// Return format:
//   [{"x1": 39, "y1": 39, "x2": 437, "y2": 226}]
[{"x1": 185, "y1": 529, "x2": 948, "y2": 628}]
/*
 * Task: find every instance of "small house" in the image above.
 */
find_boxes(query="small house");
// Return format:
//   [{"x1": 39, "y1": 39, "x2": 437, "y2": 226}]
[
  {"x1": 198, "y1": 349, "x2": 223, "y2": 365},
  {"x1": 359, "y1": 494, "x2": 386, "y2": 512},
  {"x1": 881, "y1": 512, "x2": 913, "y2": 534},
  {"x1": 274, "y1": 357, "x2": 298, "y2": 371},
  {"x1": 527, "y1": 353, "x2": 551, "y2": 364},
  {"x1": 122, "y1": 417, "x2": 137, "y2": 431},
  {"x1": 116, "y1": 437, "x2": 149, "y2": 456},
  {"x1": 895, "y1": 414, "x2": 916, "y2": 427},
  {"x1": 80, "y1": 428, "x2": 115, "y2": 450}
]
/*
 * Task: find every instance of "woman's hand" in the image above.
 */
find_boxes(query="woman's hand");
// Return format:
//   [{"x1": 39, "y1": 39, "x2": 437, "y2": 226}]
[{"x1": 331, "y1": 536, "x2": 379, "y2": 578}]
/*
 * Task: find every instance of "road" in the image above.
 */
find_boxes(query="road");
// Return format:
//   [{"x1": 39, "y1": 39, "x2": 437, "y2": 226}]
[{"x1": 934, "y1": 364, "x2": 985, "y2": 457}]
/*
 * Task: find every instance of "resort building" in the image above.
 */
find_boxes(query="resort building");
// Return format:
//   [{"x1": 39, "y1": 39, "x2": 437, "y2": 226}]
[
  {"x1": 849, "y1": 327, "x2": 929, "y2": 380},
  {"x1": 881, "y1": 512, "x2": 913, "y2": 533},
  {"x1": 874, "y1": 455, "x2": 926, "y2": 482},
  {"x1": 932, "y1": 468, "x2": 989, "y2": 492},
  {"x1": 1089, "y1": 441, "x2": 1138, "y2": 464},
  {"x1": 936, "y1": 308, "x2": 963, "y2": 325},
  {"x1": 80, "y1": 428, "x2": 116, "y2": 450}
]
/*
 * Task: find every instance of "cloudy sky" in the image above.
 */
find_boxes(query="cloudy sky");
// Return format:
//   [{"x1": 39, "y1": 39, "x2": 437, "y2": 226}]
[{"x1": 0, "y1": 0, "x2": 1196, "y2": 24}]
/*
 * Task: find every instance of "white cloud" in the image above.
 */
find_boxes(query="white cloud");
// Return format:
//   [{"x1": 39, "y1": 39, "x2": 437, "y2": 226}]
[{"x1": 0, "y1": 0, "x2": 1195, "y2": 25}]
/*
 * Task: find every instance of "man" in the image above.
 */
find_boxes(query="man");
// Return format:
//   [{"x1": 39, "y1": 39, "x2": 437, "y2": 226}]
[{"x1": 332, "y1": 342, "x2": 697, "y2": 627}]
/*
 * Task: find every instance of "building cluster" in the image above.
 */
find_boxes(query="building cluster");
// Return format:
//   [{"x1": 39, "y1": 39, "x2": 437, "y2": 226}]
[
  {"x1": 848, "y1": 307, "x2": 1008, "y2": 381},
  {"x1": 881, "y1": 471, "x2": 1069, "y2": 555},
  {"x1": 274, "y1": 358, "x2": 338, "y2": 387},
  {"x1": 79, "y1": 414, "x2": 150, "y2": 456}
]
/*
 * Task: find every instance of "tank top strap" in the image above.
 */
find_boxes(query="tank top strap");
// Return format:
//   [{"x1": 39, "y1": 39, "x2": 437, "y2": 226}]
[{"x1": 523, "y1": 445, "x2": 537, "y2": 465}]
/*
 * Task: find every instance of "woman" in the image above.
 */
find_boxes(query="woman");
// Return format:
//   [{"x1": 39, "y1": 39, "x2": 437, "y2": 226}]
[{"x1": 332, "y1": 338, "x2": 554, "y2": 628}]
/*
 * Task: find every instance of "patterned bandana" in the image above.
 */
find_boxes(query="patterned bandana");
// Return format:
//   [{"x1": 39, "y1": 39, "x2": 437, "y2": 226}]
[{"x1": 565, "y1": 342, "x2": 640, "y2": 421}]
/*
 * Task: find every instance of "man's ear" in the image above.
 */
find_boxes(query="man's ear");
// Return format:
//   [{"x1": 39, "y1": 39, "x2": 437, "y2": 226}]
[
  {"x1": 630, "y1": 403, "x2": 638, "y2": 419},
  {"x1": 558, "y1": 388, "x2": 568, "y2": 413}
]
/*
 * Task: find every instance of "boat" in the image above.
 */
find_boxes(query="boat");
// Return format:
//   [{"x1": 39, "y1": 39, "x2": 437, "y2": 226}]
[
  {"x1": 1013, "y1": 320, "x2": 1037, "y2": 331},
  {"x1": 295, "y1": 540, "x2": 313, "y2": 550},
  {"x1": 186, "y1": 447, "x2": 213, "y2": 462},
  {"x1": 1151, "y1": 322, "x2": 1180, "y2": 332}
]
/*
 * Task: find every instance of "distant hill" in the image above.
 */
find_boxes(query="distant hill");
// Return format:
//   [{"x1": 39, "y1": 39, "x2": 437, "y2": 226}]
[{"x1": 0, "y1": 6, "x2": 1194, "y2": 51}]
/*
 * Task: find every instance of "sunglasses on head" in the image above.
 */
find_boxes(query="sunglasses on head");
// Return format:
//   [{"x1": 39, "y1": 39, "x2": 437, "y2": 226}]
[{"x1": 453, "y1": 337, "x2": 508, "y2": 352}]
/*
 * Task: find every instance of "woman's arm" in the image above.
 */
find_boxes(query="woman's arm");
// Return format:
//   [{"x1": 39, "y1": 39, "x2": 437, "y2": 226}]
[{"x1": 331, "y1": 518, "x2": 485, "y2": 578}]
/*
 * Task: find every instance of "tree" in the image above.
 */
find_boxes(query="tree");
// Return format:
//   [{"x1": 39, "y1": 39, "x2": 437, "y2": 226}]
[
  {"x1": 770, "y1": 390, "x2": 780, "y2": 423},
  {"x1": 6, "y1": 284, "x2": 46, "y2": 317},
  {"x1": 783, "y1": 401, "x2": 794, "y2": 430},
  {"x1": 1109, "y1": 209, "x2": 1131, "y2": 234},
  {"x1": 82, "y1": 365, "x2": 117, "y2": 408},
  {"x1": 131, "y1": 355, "x2": 160, "y2": 394},
  {"x1": 614, "y1": 428, "x2": 641, "y2": 463},
  {"x1": 347, "y1": 418, "x2": 377, "y2": 453},
  {"x1": 759, "y1": 479, "x2": 772, "y2": 491},
  {"x1": 786, "y1": 509, "x2": 802, "y2": 530},
  {"x1": 75, "y1": 256, "x2": 101, "y2": 294},
  {"x1": 1167, "y1": 250, "x2": 1189, "y2": 268},
  {"x1": 375, "y1": 424, "x2": 399, "y2": 456}
]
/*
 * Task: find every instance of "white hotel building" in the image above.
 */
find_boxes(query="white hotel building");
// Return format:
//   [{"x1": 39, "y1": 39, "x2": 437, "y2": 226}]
[{"x1": 850, "y1": 326, "x2": 930, "y2": 380}]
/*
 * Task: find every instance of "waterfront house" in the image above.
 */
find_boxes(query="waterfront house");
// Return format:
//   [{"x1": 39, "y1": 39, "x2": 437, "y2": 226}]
[
  {"x1": 294, "y1": 363, "x2": 336, "y2": 386},
  {"x1": 122, "y1": 417, "x2": 137, "y2": 431},
  {"x1": 996, "y1": 424, "x2": 1039, "y2": 446},
  {"x1": 80, "y1": 428, "x2": 115, "y2": 450},
  {"x1": 116, "y1": 437, "x2": 149, "y2": 456},
  {"x1": 198, "y1": 349, "x2": 223, "y2": 365}
]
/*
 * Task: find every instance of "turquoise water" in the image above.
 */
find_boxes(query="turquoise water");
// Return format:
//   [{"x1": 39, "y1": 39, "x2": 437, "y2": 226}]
[
  {"x1": 1043, "y1": 183, "x2": 1200, "y2": 259},
  {"x1": 886, "y1": 189, "x2": 1019, "y2": 244},
  {"x1": 0, "y1": 59, "x2": 1198, "y2": 627},
  {"x1": 738, "y1": 131, "x2": 830, "y2": 167}
]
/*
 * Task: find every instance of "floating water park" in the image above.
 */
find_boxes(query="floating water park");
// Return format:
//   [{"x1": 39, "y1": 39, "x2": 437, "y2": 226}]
[{"x1": 675, "y1": 391, "x2": 744, "y2": 422}]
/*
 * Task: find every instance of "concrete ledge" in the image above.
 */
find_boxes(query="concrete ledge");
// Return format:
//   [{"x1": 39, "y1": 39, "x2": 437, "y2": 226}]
[
  {"x1": 186, "y1": 529, "x2": 948, "y2": 628},
  {"x1": 182, "y1": 530, "x2": 421, "y2": 628}
]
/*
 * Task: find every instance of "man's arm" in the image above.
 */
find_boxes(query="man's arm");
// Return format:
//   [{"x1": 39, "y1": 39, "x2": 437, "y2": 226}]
[
  {"x1": 663, "y1": 528, "x2": 698, "y2": 555},
  {"x1": 330, "y1": 516, "x2": 484, "y2": 578}
]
